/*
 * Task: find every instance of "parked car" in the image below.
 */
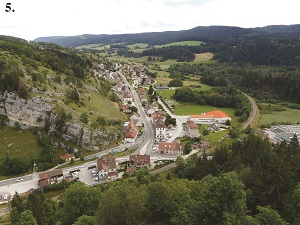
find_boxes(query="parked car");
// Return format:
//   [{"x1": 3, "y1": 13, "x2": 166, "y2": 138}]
[
  {"x1": 3, "y1": 194, "x2": 8, "y2": 200},
  {"x1": 16, "y1": 178, "x2": 23, "y2": 182},
  {"x1": 93, "y1": 177, "x2": 99, "y2": 181}
]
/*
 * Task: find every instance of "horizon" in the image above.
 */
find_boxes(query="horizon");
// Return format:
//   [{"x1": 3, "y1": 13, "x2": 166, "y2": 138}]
[
  {"x1": 1, "y1": 0, "x2": 300, "y2": 41},
  {"x1": 33, "y1": 23, "x2": 300, "y2": 39}
]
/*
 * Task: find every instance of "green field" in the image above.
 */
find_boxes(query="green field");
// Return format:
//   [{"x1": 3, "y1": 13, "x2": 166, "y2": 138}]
[
  {"x1": 0, "y1": 126, "x2": 42, "y2": 162},
  {"x1": 259, "y1": 106, "x2": 300, "y2": 125},
  {"x1": 154, "y1": 41, "x2": 204, "y2": 48},
  {"x1": 174, "y1": 104, "x2": 235, "y2": 117},
  {"x1": 157, "y1": 89, "x2": 175, "y2": 99},
  {"x1": 205, "y1": 130, "x2": 229, "y2": 144}
]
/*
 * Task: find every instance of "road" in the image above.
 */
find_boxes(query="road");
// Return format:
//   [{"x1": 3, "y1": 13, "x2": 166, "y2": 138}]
[
  {"x1": 118, "y1": 71, "x2": 154, "y2": 156},
  {"x1": 242, "y1": 92, "x2": 258, "y2": 129}
]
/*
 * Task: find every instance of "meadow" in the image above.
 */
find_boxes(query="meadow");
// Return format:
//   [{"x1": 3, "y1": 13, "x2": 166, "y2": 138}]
[
  {"x1": 259, "y1": 104, "x2": 300, "y2": 125},
  {"x1": 0, "y1": 126, "x2": 41, "y2": 162}
]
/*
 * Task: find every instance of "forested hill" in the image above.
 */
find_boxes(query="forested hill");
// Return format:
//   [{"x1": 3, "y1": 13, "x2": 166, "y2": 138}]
[{"x1": 34, "y1": 24, "x2": 300, "y2": 48}]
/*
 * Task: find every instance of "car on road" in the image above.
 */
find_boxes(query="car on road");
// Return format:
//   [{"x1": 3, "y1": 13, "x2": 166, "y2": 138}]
[
  {"x1": 16, "y1": 178, "x2": 23, "y2": 182},
  {"x1": 3, "y1": 194, "x2": 8, "y2": 200}
]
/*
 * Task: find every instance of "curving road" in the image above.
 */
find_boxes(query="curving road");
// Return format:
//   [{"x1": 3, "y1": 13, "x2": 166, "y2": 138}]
[{"x1": 242, "y1": 92, "x2": 259, "y2": 129}]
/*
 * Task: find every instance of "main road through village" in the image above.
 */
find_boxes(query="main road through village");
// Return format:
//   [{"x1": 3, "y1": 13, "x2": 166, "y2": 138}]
[{"x1": 0, "y1": 74, "x2": 258, "y2": 214}]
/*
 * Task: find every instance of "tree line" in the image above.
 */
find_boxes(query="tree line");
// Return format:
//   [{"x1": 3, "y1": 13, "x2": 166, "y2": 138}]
[
  {"x1": 141, "y1": 46, "x2": 196, "y2": 62},
  {"x1": 168, "y1": 63, "x2": 300, "y2": 104}
]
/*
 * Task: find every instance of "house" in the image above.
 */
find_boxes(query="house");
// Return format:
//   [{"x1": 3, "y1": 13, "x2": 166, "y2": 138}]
[
  {"x1": 122, "y1": 120, "x2": 139, "y2": 143},
  {"x1": 121, "y1": 104, "x2": 132, "y2": 113},
  {"x1": 151, "y1": 111, "x2": 166, "y2": 123},
  {"x1": 152, "y1": 116, "x2": 166, "y2": 125},
  {"x1": 59, "y1": 153, "x2": 75, "y2": 162},
  {"x1": 207, "y1": 123, "x2": 220, "y2": 132},
  {"x1": 38, "y1": 169, "x2": 64, "y2": 189},
  {"x1": 126, "y1": 167, "x2": 136, "y2": 175},
  {"x1": 154, "y1": 123, "x2": 167, "y2": 143},
  {"x1": 97, "y1": 156, "x2": 117, "y2": 180},
  {"x1": 158, "y1": 140, "x2": 184, "y2": 155},
  {"x1": 137, "y1": 87, "x2": 147, "y2": 97},
  {"x1": 187, "y1": 120, "x2": 200, "y2": 138},
  {"x1": 115, "y1": 82, "x2": 124, "y2": 92},
  {"x1": 189, "y1": 110, "x2": 231, "y2": 124},
  {"x1": 146, "y1": 104, "x2": 159, "y2": 116},
  {"x1": 132, "y1": 75, "x2": 139, "y2": 86},
  {"x1": 139, "y1": 95, "x2": 148, "y2": 103},
  {"x1": 129, "y1": 155, "x2": 151, "y2": 168},
  {"x1": 130, "y1": 112, "x2": 140, "y2": 124},
  {"x1": 124, "y1": 128, "x2": 138, "y2": 143},
  {"x1": 123, "y1": 94, "x2": 133, "y2": 103}
]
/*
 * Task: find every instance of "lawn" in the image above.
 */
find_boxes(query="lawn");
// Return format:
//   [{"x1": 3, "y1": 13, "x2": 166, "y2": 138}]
[
  {"x1": 157, "y1": 89, "x2": 175, "y2": 99},
  {"x1": 259, "y1": 106, "x2": 300, "y2": 125},
  {"x1": 154, "y1": 41, "x2": 204, "y2": 48},
  {"x1": 0, "y1": 126, "x2": 42, "y2": 162},
  {"x1": 205, "y1": 130, "x2": 229, "y2": 144}
]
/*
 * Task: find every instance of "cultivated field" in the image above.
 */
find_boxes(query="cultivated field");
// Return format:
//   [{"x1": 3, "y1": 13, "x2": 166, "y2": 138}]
[{"x1": 194, "y1": 52, "x2": 214, "y2": 62}]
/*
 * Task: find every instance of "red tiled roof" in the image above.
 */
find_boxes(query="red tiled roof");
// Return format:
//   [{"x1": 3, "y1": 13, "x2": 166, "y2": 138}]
[
  {"x1": 188, "y1": 120, "x2": 198, "y2": 129},
  {"x1": 97, "y1": 156, "x2": 117, "y2": 171},
  {"x1": 125, "y1": 128, "x2": 138, "y2": 138},
  {"x1": 158, "y1": 140, "x2": 184, "y2": 151},
  {"x1": 129, "y1": 155, "x2": 150, "y2": 165},
  {"x1": 60, "y1": 153, "x2": 75, "y2": 160}
]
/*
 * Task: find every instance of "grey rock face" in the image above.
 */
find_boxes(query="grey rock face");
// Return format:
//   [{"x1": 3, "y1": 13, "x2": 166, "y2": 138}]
[{"x1": 0, "y1": 92, "x2": 120, "y2": 150}]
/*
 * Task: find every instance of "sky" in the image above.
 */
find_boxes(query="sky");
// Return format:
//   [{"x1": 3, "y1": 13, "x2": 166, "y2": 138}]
[{"x1": 0, "y1": 0, "x2": 299, "y2": 41}]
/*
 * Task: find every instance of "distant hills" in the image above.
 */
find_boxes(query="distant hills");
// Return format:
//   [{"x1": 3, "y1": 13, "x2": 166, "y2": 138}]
[{"x1": 34, "y1": 24, "x2": 300, "y2": 48}]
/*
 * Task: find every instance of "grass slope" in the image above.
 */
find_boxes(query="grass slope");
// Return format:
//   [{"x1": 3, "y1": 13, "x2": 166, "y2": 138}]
[{"x1": 0, "y1": 126, "x2": 41, "y2": 162}]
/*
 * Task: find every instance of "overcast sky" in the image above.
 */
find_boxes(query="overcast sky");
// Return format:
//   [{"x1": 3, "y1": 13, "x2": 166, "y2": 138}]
[{"x1": 1, "y1": 0, "x2": 299, "y2": 40}]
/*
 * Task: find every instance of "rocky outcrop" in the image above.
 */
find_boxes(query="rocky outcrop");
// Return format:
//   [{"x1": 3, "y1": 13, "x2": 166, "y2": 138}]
[
  {"x1": 0, "y1": 91, "x2": 53, "y2": 128},
  {"x1": 0, "y1": 91, "x2": 120, "y2": 150}
]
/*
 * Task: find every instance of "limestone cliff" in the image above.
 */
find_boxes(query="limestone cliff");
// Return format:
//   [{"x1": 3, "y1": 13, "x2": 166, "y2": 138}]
[{"x1": 0, "y1": 91, "x2": 119, "y2": 150}]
